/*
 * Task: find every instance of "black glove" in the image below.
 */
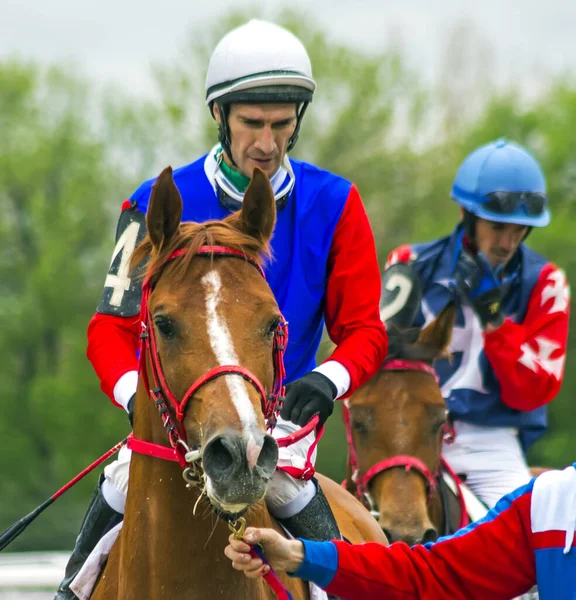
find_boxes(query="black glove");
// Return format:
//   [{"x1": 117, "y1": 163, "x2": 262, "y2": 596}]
[
  {"x1": 280, "y1": 372, "x2": 337, "y2": 427},
  {"x1": 453, "y1": 250, "x2": 508, "y2": 328},
  {"x1": 127, "y1": 394, "x2": 136, "y2": 428}
]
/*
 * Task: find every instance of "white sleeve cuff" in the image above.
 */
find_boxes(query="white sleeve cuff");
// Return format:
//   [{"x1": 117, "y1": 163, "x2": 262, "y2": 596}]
[
  {"x1": 113, "y1": 370, "x2": 139, "y2": 411},
  {"x1": 313, "y1": 361, "x2": 351, "y2": 399}
]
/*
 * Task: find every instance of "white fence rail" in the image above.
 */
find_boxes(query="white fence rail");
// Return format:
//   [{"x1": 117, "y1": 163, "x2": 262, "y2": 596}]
[{"x1": 0, "y1": 552, "x2": 68, "y2": 590}]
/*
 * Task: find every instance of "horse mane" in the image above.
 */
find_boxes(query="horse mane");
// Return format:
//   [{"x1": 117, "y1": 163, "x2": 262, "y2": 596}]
[
  {"x1": 131, "y1": 218, "x2": 272, "y2": 283},
  {"x1": 386, "y1": 323, "x2": 451, "y2": 364}
]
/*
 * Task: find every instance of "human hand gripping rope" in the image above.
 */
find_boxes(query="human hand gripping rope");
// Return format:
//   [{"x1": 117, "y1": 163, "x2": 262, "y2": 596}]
[{"x1": 229, "y1": 517, "x2": 294, "y2": 600}]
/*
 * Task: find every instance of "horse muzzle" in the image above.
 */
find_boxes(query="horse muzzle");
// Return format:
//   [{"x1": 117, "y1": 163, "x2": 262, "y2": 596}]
[{"x1": 202, "y1": 428, "x2": 278, "y2": 515}]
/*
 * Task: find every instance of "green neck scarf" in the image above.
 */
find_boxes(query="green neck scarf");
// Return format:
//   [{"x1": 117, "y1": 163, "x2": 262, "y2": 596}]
[{"x1": 217, "y1": 150, "x2": 251, "y2": 192}]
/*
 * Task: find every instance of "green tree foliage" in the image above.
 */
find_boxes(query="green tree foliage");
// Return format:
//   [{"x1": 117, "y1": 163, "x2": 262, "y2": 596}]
[
  {"x1": 0, "y1": 12, "x2": 574, "y2": 550},
  {"x1": 0, "y1": 61, "x2": 131, "y2": 549}
]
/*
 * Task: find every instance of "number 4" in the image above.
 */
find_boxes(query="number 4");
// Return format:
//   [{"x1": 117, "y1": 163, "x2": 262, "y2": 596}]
[{"x1": 104, "y1": 221, "x2": 141, "y2": 307}]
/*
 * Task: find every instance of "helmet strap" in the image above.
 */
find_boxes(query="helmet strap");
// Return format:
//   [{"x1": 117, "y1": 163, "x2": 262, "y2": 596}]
[
  {"x1": 287, "y1": 101, "x2": 309, "y2": 152},
  {"x1": 462, "y1": 210, "x2": 477, "y2": 244},
  {"x1": 216, "y1": 102, "x2": 238, "y2": 168}
]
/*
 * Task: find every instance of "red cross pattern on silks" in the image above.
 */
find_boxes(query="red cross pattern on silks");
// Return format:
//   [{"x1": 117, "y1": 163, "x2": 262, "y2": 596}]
[
  {"x1": 518, "y1": 337, "x2": 565, "y2": 379},
  {"x1": 541, "y1": 269, "x2": 570, "y2": 315}
]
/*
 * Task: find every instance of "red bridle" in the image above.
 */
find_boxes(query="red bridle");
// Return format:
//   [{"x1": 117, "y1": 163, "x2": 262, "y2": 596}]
[
  {"x1": 127, "y1": 246, "x2": 289, "y2": 468},
  {"x1": 344, "y1": 359, "x2": 464, "y2": 522}
]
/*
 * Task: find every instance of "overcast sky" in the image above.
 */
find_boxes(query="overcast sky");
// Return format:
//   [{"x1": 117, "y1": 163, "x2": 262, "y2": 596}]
[{"x1": 3, "y1": 0, "x2": 576, "y2": 97}]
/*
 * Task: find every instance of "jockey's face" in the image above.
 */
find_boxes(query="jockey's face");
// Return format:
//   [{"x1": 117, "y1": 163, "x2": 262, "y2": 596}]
[
  {"x1": 215, "y1": 103, "x2": 297, "y2": 178},
  {"x1": 475, "y1": 217, "x2": 528, "y2": 266}
]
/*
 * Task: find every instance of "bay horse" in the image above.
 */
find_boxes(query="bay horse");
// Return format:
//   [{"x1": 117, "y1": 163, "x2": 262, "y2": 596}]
[
  {"x1": 90, "y1": 166, "x2": 385, "y2": 599},
  {"x1": 344, "y1": 303, "x2": 470, "y2": 545}
]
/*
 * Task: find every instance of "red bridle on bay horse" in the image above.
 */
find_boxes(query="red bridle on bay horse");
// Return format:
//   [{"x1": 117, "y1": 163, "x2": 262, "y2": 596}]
[
  {"x1": 127, "y1": 245, "x2": 320, "y2": 476},
  {"x1": 343, "y1": 358, "x2": 468, "y2": 531}
]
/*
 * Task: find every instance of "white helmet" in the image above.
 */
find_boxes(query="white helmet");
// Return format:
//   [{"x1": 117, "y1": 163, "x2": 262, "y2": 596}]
[
  {"x1": 205, "y1": 20, "x2": 316, "y2": 158},
  {"x1": 205, "y1": 19, "x2": 316, "y2": 107}
]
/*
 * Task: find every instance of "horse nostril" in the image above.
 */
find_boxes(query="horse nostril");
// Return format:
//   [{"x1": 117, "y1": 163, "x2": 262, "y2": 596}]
[
  {"x1": 255, "y1": 434, "x2": 278, "y2": 478},
  {"x1": 203, "y1": 435, "x2": 238, "y2": 477},
  {"x1": 422, "y1": 528, "x2": 438, "y2": 544}
]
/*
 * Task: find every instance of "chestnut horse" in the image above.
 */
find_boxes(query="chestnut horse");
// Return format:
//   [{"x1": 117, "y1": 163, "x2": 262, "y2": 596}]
[
  {"x1": 344, "y1": 304, "x2": 470, "y2": 545},
  {"x1": 90, "y1": 167, "x2": 385, "y2": 599}
]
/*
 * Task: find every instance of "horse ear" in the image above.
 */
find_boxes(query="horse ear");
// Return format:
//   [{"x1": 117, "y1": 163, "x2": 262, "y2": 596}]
[
  {"x1": 417, "y1": 302, "x2": 456, "y2": 357},
  {"x1": 234, "y1": 167, "x2": 276, "y2": 245},
  {"x1": 146, "y1": 166, "x2": 183, "y2": 250}
]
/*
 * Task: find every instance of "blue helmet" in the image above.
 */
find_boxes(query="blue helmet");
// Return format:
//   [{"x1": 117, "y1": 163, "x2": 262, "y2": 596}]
[{"x1": 451, "y1": 138, "x2": 550, "y2": 227}]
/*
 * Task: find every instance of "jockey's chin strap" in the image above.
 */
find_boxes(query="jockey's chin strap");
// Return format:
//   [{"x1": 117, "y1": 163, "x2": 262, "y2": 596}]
[
  {"x1": 127, "y1": 245, "x2": 322, "y2": 479},
  {"x1": 343, "y1": 358, "x2": 468, "y2": 531}
]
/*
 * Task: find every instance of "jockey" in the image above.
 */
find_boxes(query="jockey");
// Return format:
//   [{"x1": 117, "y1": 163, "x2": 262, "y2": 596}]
[
  {"x1": 384, "y1": 139, "x2": 570, "y2": 509},
  {"x1": 54, "y1": 19, "x2": 387, "y2": 598},
  {"x1": 225, "y1": 462, "x2": 576, "y2": 600}
]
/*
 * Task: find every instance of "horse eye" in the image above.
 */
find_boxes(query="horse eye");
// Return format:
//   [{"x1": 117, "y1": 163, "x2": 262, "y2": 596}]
[
  {"x1": 266, "y1": 317, "x2": 282, "y2": 338},
  {"x1": 154, "y1": 316, "x2": 176, "y2": 339},
  {"x1": 352, "y1": 419, "x2": 369, "y2": 436}
]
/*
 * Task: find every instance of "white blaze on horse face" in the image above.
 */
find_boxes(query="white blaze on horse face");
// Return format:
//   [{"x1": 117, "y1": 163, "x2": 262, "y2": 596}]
[{"x1": 201, "y1": 270, "x2": 258, "y2": 434}]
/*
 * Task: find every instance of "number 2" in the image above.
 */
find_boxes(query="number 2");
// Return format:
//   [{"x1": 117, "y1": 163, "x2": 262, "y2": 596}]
[{"x1": 380, "y1": 273, "x2": 413, "y2": 323}]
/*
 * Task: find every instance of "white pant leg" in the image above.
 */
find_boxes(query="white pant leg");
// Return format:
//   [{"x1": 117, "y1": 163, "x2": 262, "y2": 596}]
[
  {"x1": 265, "y1": 416, "x2": 318, "y2": 516},
  {"x1": 101, "y1": 446, "x2": 131, "y2": 514},
  {"x1": 442, "y1": 422, "x2": 532, "y2": 509}
]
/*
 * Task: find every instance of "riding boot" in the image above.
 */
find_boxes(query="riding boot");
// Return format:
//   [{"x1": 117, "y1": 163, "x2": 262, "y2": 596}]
[
  {"x1": 54, "y1": 475, "x2": 124, "y2": 600},
  {"x1": 275, "y1": 478, "x2": 340, "y2": 542}
]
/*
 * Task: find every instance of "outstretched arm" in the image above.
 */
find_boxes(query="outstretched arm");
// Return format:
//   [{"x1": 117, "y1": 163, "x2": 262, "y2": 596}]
[{"x1": 225, "y1": 488, "x2": 536, "y2": 600}]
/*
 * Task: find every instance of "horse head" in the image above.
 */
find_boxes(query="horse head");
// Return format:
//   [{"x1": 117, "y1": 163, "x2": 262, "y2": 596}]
[
  {"x1": 131, "y1": 166, "x2": 282, "y2": 519},
  {"x1": 346, "y1": 267, "x2": 456, "y2": 544}
]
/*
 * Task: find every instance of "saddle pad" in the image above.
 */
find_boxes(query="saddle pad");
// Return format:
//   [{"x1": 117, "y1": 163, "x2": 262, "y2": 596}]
[{"x1": 70, "y1": 521, "x2": 123, "y2": 600}]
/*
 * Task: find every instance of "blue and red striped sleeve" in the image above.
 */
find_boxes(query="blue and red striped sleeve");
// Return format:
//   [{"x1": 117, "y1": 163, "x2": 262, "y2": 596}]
[
  {"x1": 293, "y1": 483, "x2": 536, "y2": 599},
  {"x1": 323, "y1": 185, "x2": 388, "y2": 396}
]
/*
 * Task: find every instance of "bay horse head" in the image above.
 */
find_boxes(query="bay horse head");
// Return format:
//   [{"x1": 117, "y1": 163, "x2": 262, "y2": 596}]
[
  {"x1": 345, "y1": 299, "x2": 458, "y2": 545},
  {"x1": 131, "y1": 165, "x2": 282, "y2": 519}
]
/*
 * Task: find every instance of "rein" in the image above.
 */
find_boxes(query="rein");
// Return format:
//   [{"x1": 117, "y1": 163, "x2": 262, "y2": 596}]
[{"x1": 344, "y1": 358, "x2": 468, "y2": 531}]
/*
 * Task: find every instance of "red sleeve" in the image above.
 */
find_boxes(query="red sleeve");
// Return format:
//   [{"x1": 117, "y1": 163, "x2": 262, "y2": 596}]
[
  {"x1": 484, "y1": 263, "x2": 570, "y2": 411},
  {"x1": 87, "y1": 312, "x2": 140, "y2": 406},
  {"x1": 324, "y1": 185, "x2": 388, "y2": 396},
  {"x1": 325, "y1": 493, "x2": 535, "y2": 600}
]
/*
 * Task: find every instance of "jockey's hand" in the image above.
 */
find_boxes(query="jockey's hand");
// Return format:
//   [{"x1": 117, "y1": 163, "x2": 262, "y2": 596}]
[
  {"x1": 281, "y1": 372, "x2": 337, "y2": 427},
  {"x1": 225, "y1": 527, "x2": 305, "y2": 577},
  {"x1": 127, "y1": 394, "x2": 135, "y2": 428},
  {"x1": 453, "y1": 250, "x2": 508, "y2": 329}
]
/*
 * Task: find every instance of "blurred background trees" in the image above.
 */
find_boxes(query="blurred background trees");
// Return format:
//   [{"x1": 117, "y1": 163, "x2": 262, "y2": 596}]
[{"x1": 1, "y1": 11, "x2": 574, "y2": 550}]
